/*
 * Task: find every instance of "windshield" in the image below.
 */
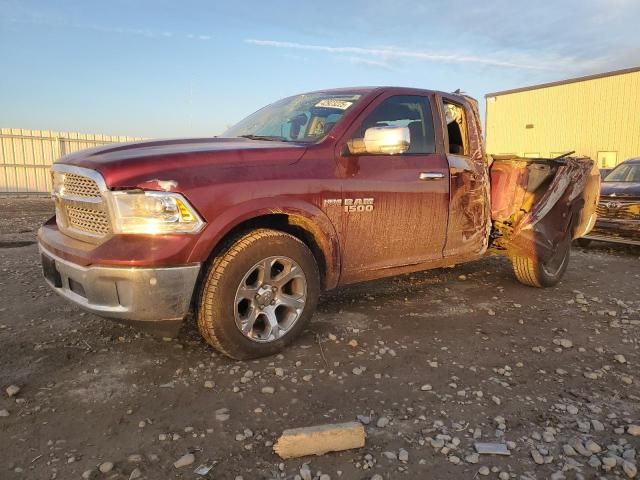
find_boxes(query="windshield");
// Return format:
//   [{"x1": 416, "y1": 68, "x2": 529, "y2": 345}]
[
  {"x1": 604, "y1": 163, "x2": 640, "y2": 182},
  {"x1": 223, "y1": 92, "x2": 363, "y2": 143}
]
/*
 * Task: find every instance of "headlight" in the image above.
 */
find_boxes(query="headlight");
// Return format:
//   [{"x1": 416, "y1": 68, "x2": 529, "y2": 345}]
[{"x1": 105, "y1": 191, "x2": 204, "y2": 234}]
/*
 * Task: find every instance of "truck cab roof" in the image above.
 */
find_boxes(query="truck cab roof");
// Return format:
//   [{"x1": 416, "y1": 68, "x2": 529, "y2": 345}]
[{"x1": 300, "y1": 86, "x2": 468, "y2": 102}]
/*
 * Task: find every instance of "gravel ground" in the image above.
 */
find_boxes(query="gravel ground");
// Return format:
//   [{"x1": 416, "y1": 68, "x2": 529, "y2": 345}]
[{"x1": 0, "y1": 197, "x2": 639, "y2": 480}]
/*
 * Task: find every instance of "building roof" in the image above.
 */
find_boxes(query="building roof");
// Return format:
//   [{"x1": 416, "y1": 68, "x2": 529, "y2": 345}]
[{"x1": 485, "y1": 65, "x2": 640, "y2": 98}]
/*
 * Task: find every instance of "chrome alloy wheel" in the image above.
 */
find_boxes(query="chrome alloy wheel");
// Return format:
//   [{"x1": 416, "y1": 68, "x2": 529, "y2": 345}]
[{"x1": 234, "y1": 256, "x2": 307, "y2": 342}]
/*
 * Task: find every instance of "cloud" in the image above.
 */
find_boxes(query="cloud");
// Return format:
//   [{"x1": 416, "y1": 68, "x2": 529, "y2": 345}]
[
  {"x1": 0, "y1": 8, "x2": 212, "y2": 43},
  {"x1": 347, "y1": 56, "x2": 394, "y2": 69},
  {"x1": 245, "y1": 39, "x2": 602, "y2": 72},
  {"x1": 378, "y1": 0, "x2": 640, "y2": 74},
  {"x1": 80, "y1": 24, "x2": 155, "y2": 38},
  {"x1": 80, "y1": 24, "x2": 212, "y2": 41}
]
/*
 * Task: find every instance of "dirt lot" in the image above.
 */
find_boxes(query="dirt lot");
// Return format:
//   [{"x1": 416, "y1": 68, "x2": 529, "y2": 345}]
[{"x1": 1, "y1": 197, "x2": 639, "y2": 480}]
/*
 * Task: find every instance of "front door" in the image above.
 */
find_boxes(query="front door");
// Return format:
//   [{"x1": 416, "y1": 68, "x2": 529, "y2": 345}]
[{"x1": 335, "y1": 94, "x2": 450, "y2": 282}]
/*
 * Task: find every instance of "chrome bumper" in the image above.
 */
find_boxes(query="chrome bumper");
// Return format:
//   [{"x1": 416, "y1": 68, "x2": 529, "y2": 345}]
[
  {"x1": 584, "y1": 218, "x2": 640, "y2": 246},
  {"x1": 583, "y1": 233, "x2": 640, "y2": 246},
  {"x1": 39, "y1": 245, "x2": 201, "y2": 322}
]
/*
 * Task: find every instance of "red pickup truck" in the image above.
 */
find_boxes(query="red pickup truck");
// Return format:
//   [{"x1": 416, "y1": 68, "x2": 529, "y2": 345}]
[{"x1": 38, "y1": 87, "x2": 600, "y2": 359}]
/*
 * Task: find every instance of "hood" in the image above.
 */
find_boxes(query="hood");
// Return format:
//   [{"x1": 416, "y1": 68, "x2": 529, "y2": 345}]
[
  {"x1": 55, "y1": 137, "x2": 308, "y2": 189},
  {"x1": 601, "y1": 181, "x2": 640, "y2": 198}
]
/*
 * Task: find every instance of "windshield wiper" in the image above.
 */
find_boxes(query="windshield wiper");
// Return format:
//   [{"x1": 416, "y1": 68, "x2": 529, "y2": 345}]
[{"x1": 238, "y1": 134, "x2": 287, "y2": 142}]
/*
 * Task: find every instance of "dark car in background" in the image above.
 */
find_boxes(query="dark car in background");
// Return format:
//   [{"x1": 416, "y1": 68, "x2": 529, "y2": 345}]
[
  {"x1": 580, "y1": 158, "x2": 640, "y2": 246},
  {"x1": 599, "y1": 168, "x2": 613, "y2": 180}
]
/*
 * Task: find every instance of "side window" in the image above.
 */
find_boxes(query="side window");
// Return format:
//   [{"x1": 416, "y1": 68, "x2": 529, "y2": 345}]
[
  {"x1": 356, "y1": 95, "x2": 435, "y2": 154},
  {"x1": 443, "y1": 101, "x2": 468, "y2": 155}
]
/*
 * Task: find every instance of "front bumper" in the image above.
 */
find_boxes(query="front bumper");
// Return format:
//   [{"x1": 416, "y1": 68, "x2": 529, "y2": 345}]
[
  {"x1": 39, "y1": 245, "x2": 201, "y2": 322},
  {"x1": 584, "y1": 218, "x2": 640, "y2": 246}
]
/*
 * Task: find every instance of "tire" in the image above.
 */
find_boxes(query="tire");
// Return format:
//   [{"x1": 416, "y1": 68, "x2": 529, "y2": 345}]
[
  {"x1": 197, "y1": 229, "x2": 320, "y2": 360},
  {"x1": 511, "y1": 235, "x2": 571, "y2": 288},
  {"x1": 576, "y1": 238, "x2": 592, "y2": 248}
]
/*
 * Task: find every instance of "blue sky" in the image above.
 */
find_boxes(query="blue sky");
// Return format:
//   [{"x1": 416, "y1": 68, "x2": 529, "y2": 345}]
[{"x1": 1, "y1": 0, "x2": 639, "y2": 138}]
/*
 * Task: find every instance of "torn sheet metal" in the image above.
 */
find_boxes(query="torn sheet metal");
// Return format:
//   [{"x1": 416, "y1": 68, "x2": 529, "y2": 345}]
[
  {"x1": 489, "y1": 154, "x2": 599, "y2": 261},
  {"x1": 463, "y1": 95, "x2": 493, "y2": 250},
  {"x1": 511, "y1": 157, "x2": 593, "y2": 236},
  {"x1": 490, "y1": 159, "x2": 529, "y2": 222}
]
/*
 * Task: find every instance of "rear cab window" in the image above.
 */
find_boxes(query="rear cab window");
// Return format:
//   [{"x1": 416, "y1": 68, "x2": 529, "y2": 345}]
[{"x1": 443, "y1": 100, "x2": 469, "y2": 156}]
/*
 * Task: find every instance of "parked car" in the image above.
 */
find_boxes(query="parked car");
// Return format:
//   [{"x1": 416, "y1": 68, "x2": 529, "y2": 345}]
[
  {"x1": 599, "y1": 168, "x2": 613, "y2": 180},
  {"x1": 38, "y1": 87, "x2": 599, "y2": 359},
  {"x1": 579, "y1": 157, "x2": 640, "y2": 247}
]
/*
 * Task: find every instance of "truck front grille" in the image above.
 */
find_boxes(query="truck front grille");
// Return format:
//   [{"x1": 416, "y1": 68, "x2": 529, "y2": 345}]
[
  {"x1": 63, "y1": 173, "x2": 102, "y2": 198},
  {"x1": 52, "y1": 165, "x2": 112, "y2": 243},
  {"x1": 65, "y1": 206, "x2": 111, "y2": 236}
]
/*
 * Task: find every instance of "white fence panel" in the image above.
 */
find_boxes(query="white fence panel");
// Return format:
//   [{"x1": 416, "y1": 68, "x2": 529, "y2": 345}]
[{"x1": 0, "y1": 128, "x2": 143, "y2": 193}]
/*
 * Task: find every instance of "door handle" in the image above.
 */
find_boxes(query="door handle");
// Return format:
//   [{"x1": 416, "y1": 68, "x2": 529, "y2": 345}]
[{"x1": 419, "y1": 172, "x2": 445, "y2": 181}]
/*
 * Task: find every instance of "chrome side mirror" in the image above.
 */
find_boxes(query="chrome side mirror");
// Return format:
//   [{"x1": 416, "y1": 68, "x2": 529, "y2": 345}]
[{"x1": 346, "y1": 126, "x2": 410, "y2": 155}]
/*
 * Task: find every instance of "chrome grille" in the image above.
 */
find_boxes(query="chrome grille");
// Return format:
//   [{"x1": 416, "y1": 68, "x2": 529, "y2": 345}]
[
  {"x1": 63, "y1": 173, "x2": 101, "y2": 198},
  {"x1": 65, "y1": 206, "x2": 111, "y2": 236},
  {"x1": 596, "y1": 199, "x2": 640, "y2": 221},
  {"x1": 52, "y1": 165, "x2": 111, "y2": 242}
]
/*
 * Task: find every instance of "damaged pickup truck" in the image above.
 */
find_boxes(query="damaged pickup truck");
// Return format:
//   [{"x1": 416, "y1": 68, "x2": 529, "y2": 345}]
[{"x1": 38, "y1": 87, "x2": 600, "y2": 359}]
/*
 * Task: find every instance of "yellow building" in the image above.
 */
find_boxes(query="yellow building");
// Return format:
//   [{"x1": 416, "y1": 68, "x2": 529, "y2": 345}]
[{"x1": 485, "y1": 66, "x2": 640, "y2": 168}]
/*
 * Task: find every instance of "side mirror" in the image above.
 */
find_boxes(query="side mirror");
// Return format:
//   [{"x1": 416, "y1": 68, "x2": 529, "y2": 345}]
[{"x1": 346, "y1": 126, "x2": 410, "y2": 155}]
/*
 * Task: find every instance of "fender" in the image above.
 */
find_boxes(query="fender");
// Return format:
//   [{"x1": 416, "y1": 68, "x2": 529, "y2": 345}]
[{"x1": 187, "y1": 197, "x2": 342, "y2": 289}]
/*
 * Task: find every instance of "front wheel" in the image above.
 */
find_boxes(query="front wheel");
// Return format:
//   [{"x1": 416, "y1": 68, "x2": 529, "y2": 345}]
[
  {"x1": 197, "y1": 229, "x2": 320, "y2": 359},
  {"x1": 511, "y1": 235, "x2": 571, "y2": 288}
]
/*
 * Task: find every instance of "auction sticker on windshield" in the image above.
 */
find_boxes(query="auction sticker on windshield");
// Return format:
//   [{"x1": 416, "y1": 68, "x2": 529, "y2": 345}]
[{"x1": 315, "y1": 99, "x2": 355, "y2": 110}]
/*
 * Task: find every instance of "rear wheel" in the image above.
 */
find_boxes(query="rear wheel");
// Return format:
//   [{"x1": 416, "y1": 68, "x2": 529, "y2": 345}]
[
  {"x1": 197, "y1": 229, "x2": 320, "y2": 359},
  {"x1": 511, "y1": 235, "x2": 571, "y2": 288}
]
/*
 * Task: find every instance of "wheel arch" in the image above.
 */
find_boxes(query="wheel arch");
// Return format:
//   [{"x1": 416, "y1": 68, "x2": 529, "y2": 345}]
[{"x1": 189, "y1": 200, "x2": 341, "y2": 290}]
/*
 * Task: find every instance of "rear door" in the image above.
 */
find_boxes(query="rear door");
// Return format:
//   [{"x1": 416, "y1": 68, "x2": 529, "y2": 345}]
[
  {"x1": 334, "y1": 93, "x2": 450, "y2": 282},
  {"x1": 440, "y1": 95, "x2": 490, "y2": 257}
]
